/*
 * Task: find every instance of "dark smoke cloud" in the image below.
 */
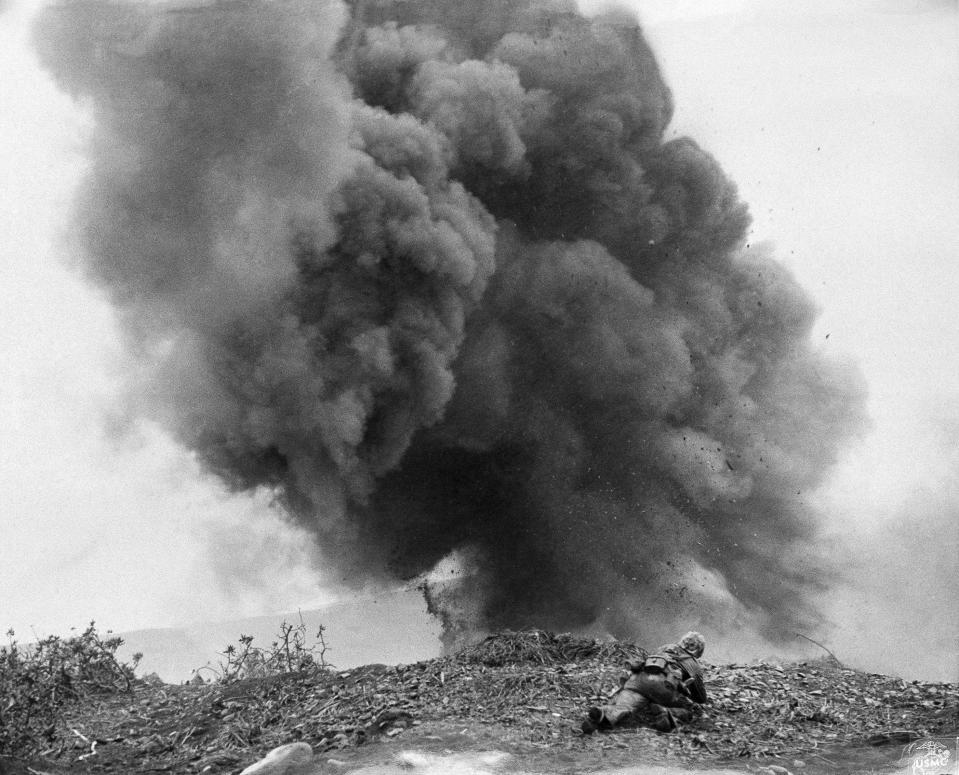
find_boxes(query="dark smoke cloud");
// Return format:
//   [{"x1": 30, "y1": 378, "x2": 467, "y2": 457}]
[{"x1": 34, "y1": 0, "x2": 866, "y2": 646}]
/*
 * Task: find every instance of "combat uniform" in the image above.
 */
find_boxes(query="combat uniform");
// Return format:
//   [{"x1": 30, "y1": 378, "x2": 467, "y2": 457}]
[{"x1": 582, "y1": 639, "x2": 707, "y2": 733}]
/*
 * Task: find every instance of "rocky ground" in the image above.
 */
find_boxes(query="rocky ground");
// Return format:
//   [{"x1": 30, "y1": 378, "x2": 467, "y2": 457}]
[{"x1": 1, "y1": 631, "x2": 956, "y2": 775}]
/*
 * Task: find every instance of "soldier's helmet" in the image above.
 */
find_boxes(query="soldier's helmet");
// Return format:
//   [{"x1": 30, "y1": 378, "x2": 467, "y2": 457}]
[{"x1": 679, "y1": 631, "x2": 706, "y2": 658}]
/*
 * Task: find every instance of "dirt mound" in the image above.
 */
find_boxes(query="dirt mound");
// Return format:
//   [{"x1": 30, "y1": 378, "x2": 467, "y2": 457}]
[
  {"x1": 460, "y1": 631, "x2": 648, "y2": 668},
  {"x1": 8, "y1": 631, "x2": 957, "y2": 774}
]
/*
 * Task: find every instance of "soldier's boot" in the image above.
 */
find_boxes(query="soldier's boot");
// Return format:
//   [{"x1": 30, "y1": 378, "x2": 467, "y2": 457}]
[{"x1": 580, "y1": 707, "x2": 605, "y2": 735}]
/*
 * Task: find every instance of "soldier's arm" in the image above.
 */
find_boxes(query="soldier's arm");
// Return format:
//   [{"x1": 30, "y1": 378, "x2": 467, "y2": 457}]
[{"x1": 684, "y1": 673, "x2": 708, "y2": 703}]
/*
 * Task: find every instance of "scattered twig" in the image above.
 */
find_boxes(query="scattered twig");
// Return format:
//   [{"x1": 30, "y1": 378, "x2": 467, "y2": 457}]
[
  {"x1": 796, "y1": 633, "x2": 843, "y2": 668},
  {"x1": 78, "y1": 739, "x2": 98, "y2": 761}
]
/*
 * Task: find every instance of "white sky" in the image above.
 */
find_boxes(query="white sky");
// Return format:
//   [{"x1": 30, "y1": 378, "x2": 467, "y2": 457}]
[{"x1": 0, "y1": 0, "x2": 956, "y2": 675}]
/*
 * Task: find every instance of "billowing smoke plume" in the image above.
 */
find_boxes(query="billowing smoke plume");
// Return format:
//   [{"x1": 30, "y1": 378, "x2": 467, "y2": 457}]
[{"x1": 34, "y1": 0, "x2": 866, "y2": 645}]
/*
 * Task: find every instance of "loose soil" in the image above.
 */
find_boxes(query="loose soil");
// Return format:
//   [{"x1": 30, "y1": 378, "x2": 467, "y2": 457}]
[{"x1": 2, "y1": 631, "x2": 955, "y2": 775}]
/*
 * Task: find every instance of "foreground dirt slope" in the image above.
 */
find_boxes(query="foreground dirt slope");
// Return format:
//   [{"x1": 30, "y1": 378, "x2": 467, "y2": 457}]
[{"x1": 15, "y1": 631, "x2": 959, "y2": 774}]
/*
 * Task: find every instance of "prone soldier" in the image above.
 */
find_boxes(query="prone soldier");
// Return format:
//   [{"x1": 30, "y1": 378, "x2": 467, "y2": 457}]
[{"x1": 581, "y1": 631, "x2": 708, "y2": 734}]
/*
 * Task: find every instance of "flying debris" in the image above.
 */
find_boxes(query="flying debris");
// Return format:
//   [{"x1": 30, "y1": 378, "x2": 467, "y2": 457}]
[{"x1": 33, "y1": 0, "x2": 866, "y2": 648}]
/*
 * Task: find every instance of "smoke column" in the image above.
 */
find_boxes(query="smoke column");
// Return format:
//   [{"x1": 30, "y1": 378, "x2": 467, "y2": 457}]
[{"x1": 34, "y1": 0, "x2": 866, "y2": 646}]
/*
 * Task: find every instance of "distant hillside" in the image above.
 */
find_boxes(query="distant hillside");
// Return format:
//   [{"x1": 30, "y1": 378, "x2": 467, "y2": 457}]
[{"x1": 115, "y1": 588, "x2": 442, "y2": 682}]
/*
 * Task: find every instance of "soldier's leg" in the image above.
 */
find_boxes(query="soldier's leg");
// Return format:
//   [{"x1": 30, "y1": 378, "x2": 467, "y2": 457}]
[
  {"x1": 582, "y1": 689, "x2": 649, "y2": 733},
  {"x1": 602, "y1": 688, "x2": 650, "y2": 726}
]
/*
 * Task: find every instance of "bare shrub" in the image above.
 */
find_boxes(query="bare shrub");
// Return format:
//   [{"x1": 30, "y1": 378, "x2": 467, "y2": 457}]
[
  {"x1": 0, "y1": 622, "x2": 140, "y2": 754},
  {"x1": 195, "y1": 615, "x2": 333, "y2": 684}
]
